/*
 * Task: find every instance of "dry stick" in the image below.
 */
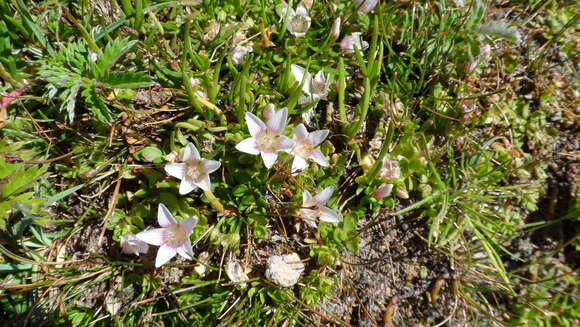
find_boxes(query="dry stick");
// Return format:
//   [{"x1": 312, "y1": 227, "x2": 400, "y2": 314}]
[
  {"x1": 22, "y1": 150, "x2": 75, "y2": 165},
  {"x1": 98, "y1": 165, "x2": 124, "y2": 246}
]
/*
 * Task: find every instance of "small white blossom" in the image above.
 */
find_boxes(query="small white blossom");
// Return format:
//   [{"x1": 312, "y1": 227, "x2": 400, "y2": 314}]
[
  {"x1": 340, "y1": 32, "x2": 369, "y2": 54},
  {"x1": 288, "y1": 124, "x2": 329, "y2": 174},
  {"x1": 299, "y1": 186, "x2": 341, "y2": 227},
  {"x1": 230, "y1": 45, "x2": 253, "y2": 65},
  {"x1": 379, "y1": 155, "x2": 401, "y2": 181},
  {"x1": 281, "y1": 5, "x2": 311, "y2": 37},
  {"x1": 136, "y1": 204, "x2": 198, "y2": 267},
  {"x1": 120, "y1": 234, "x2": 149, "y2": 256},
  {"x1": 165, "y1": 142, "x2": 221, "y2": 194},
  {"x1": 235, "y1": 107, "x2": 294, "y2": 168},
  {"x1": 291, "y1": 64, "x2": 332, "y2": 106},
  {"x1": 330, "y1": 17, "x2": 341, "y2": 40}
]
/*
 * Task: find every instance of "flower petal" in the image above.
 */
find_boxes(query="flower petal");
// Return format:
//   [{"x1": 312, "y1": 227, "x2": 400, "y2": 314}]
[
  {"x1": 183, "y1": 142, "x2": 201, "y2": 161},
  {"x1": 158, "y1": 203, "x2": 177, "y2": 227},
  {"x1": 291, "y1": 64, "x2": 308, "y2": 90},
  {"x1": 155, "y1": 245, "x2": 177, "y2": 267},
  {"x1": 314, "y1": 186, "x2": 334, "y2": 205},
  {"x1": 165, "y1": 163, "x2": 185, "y2": 180},
  {"x1": 293, "y1": 124, "x2": 308, "y2": 141},
  {"x1": 245, "y1": 112, "x2": 266, "y2": 137},
  {"x1": 277, "y1": 135, "x2": 295, "y2": 152},
  {"x1": 307, "y1": 129, "x2": 329, "y2": 146},
  {"x1": 236, "y1": 137, "x2": 260, "y2": 155},
  {"x1": 136, "y1": 228, "x2": 165, "y2": 246},
  {"x1": 179, "y1": 177, "x2": 198, "y2": 195},
  {"x1": 298, "y1": 94, "x2": 312, "y2": 106},
  {"x1": 176, "y1": 238, "x2": 193, "y2": 260},
  {"x1": 194, "y1": 174, "x2": 211, "y2": 191},
  {"x1": 319, "y1": 206, "x2": 341, "y2": 223},
  {"x1": 263, "y1": 104, "x2": 276, "y2": 122},
  {"x1": 261, "y1": 151, "x2": 278, "y2": 169},
  {"x1": 179, "y1": 217, "x2": 198, "y2": 235},
  {"x1": 203, "y1": 159, "x2": 221, "y2": 174},
  {"x1": 266, "y1": 107, "x2": 288, "y2": 134},
  {"x1": 302, "y1": 190, "x2": 315, "y2": 206},
  {"x1": 291, "y1": 156, "x2": 308, "y2": 175},
  {"x1": 310, "y1": 149, "x2": 329, "y2": 167}
]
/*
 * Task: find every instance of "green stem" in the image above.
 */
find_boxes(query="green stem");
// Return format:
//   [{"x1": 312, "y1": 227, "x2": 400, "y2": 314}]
[
  {"x1": 204, "y1": 190, "x2": 224, "y2": 213},
  {"x1": 0, "y1": 62, "x2": 23, "y2": 88},
  {"x1": 347, "y1": 76, "x2": 371, "y2": 139},
  {"x1": 338, "y1": 58, "x2": 347, "y2": 123},
  {"x1": 364, "y1": 120, "x2": 395, "y2": 184}
]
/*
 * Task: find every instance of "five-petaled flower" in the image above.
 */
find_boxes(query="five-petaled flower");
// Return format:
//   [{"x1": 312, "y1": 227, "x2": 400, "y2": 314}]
[
  {"x1": 288, "y1": 124, "x2": 329, "y2": 174},
  {"x1": 281, "y1": 4, "x2": 311, "y2": 37},
  {"x1": 291, "y1": 64, "x2": 332, "y2": 106},
  {"x1": 136, "y1": 204, "x2": 198, "y2": 267},
  {"x1": 299, "y1": 186, "x2": 341, "y2": 227},
  {"x1": 235, "y1": 107, "x2": 294, "y2": 168},
  {"x1": 165, "y1": 142, "x2": 221, "y2": 195}
]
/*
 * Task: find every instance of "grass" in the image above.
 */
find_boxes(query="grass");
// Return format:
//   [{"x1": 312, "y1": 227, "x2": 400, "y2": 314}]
[{"x1": 1, "y1": 0, "x2": 578, "y2": 326}]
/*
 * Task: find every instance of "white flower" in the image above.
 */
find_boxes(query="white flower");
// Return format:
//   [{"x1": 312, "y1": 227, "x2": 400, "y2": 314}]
[
  {"x1": 373, "y1": 183, "x2": 393, "y2": 200},
  {"x1": 379, "y1": 155, "x2": 401, "y2": 181},
  {"x1": 354, "y1": 0, "x2": 378, "y2": 13},
  {"x1": 299, "y1": 186, "x2": 341, "y2": 227},
  {"x1": 120, "y1": 234, "x2": 149, "y2": 256},
  {"x1": 136, "y1": 204, "x2": 198, "y2": 267},
  {"x1": 291, "y1": 64, "x2": 332, "y2": 106},
  {"x1": 282, "y1": 5, "x2": 311, "y2": 37},
  {"x1": 289, "y1": 124, "x2": 329, "y2": 174},
  {"x1": 235, "y1": 107, "x2": 294, "y2": 168},
  {"x1": 165, "y1": 142, "x2": 221, "y2": 194},
  {"x1": 340, "y1": 32, "x2": 369, "y2": 54},
  {"x1": 230, "y1": 45, "x2": 253, "y2": 65}
]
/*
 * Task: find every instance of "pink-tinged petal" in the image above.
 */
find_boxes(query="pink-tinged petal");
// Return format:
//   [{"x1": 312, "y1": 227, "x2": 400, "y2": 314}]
[
  {"x1": 195, "y1": 175, "x2": 211, "y2": 191},
  {"x1": 298, "y1": 94, "x2": 312, "y2": 106},
  {"x1": 165, "y1": 163, "x2": 185, "y2": 180},
  {"x1": 183, "y1": 143, "x2": 201, "y2": 161},
  {"x1": 293, "y1": 124, "x2": 309, "y2": 141},
  {"x1": 136, "y1": 228, "x2": 165, "y2": 246},
  {"x1": 179, "y1": 177, "x2": 197, "y2": 195},
  {"x1": 291, "y1": 156, "x2": 308, "y2": 175},
  {"x1": 176, "y1": 238, "x2": 193, "y2": 260},
  {"x1": 158, "y1": 203, "x2": 177, "y2": 227},
  {"x1": 302, "y1": 190, "x2": 316, "y2": 207},
  {"x1": 314, "y1": 186, "x2": 334, "y2": 205},
  {"x1": 179, "y1": 217, "x2": 198, "y2": 235},
  {"x1": 245, "y1": 112, "x2": 266, "y2": 137},
  {"x1": 203, "y1": 159, "x2": 221, "y2": 174},
  {"x1": 374, "y1": 184, "x2": 393, "y2": 200},
  {"x1": 310, "y1": 150, "x2": 329, "y2": 167},
  {"x1": 263, "y1": 104, "x2": 276, "y2": 122},
  {"x1": 236, "y1": 138, "x2": 260, "y2": 155},
  {"x1": 307, "y1": 129, "x2": 329, "y2": 146},
  {"x1": 267, "y1": 107, "x2": 288, "y2": 134},
  {"x1": 261, "y1": 151, "x2": 278, "y2": 169},
  {"x1": 277, "y1": 135, "x2": 295, "y2": 152},
  {"x1": 155, "y1": 245, "x2": 177, "y2": 267},
  {"x1": 320, "y1": 206, "x2": 341, "y2": 223}
]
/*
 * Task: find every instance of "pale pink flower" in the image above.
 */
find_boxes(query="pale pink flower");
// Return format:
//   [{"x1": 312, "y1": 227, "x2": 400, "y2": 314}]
[
  {"x1": 330, "y1": 17, "x2": 341, "y2": 40},
  {"x1": 299, "y1": 186, "x2": 341, "y2": 227},
  {"x1": 379, "y1": 155, "x2": 401, "y2": 181},
  {"x1": 289, "y1": 124, "x2": 329, "y2": 174},
  {"x1": 235, "y1": 107, "x2": 294, "y2": 168},
  {"x1": 136, "y1": 204, "x2": 198, "y2": 267},
  {"x1": 340, "y1": 32, "x2": 369, "y2": 54},
  {"x1": 120, "y1": 234, "x2": 149, "y2": 256},
  {"x1": 291, "y1": 64, "x2": 332, "y2": 105},
  {"x1": 165, "y1": 142, "x2": 221, "y2": 194},
  {"x1": 354, "y1": 0, "x2": 378, "y2": 14},
  {"x1": 230, "y1": 45, "x2": 253, "y2": 65}
]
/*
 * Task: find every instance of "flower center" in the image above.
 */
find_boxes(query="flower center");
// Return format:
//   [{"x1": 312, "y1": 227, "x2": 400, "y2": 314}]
[
  {"x1": 293, "y1": 140, "x2": 313, "y2": 159},
  {"x1": 256, "y1": 131, "x2": 279, "y2": 153},
  {"x1": 186, "y1": 159, "x2": 206, "y2": 182},
  {"x1": 290, "y1": 15, "x2": 309, "y2": 34},
  {"x1": 311, "y1": 78, "x2": 326, "y2": 95},
  {"x1": 164, "y1": 224, "x2": 187, "y2": 248}
]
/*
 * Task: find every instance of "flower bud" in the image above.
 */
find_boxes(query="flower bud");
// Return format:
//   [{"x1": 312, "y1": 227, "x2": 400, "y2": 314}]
[
  {"x1": 354, "y1": 0, "x2": 378, "y2": 13},
  {"x1": 330, "y1": 17, "x2": 341, "y2": 40},
  {"x1": 374, "y1": 183, "x2": 393, "y2": 200}
]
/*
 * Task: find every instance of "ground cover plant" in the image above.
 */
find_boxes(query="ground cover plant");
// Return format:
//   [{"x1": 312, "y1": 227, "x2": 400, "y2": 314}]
[{"x1": 0, "y1": 0, "x2": 578, "y2": 326}]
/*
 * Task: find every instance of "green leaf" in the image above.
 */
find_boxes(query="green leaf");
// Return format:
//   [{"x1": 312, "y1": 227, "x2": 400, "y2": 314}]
[
  {"x1": 477, "y1": 21, "x2": 521, "y2": 43},
  {"x1": 82, "y1": 81, "x2": 112, "y2": 124},
  {"x1": 2, "y1": 165, "x2": 48, "y2": 198},
  {"x1": 135, "y1": 146, "x2": 164, "y2": 163},
  {"x1": 93, "y1": 38, "x2": 138, "y2": 79},
  {"x1": 100, "y1": 71, "x2": 153, "y2": 88}
]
